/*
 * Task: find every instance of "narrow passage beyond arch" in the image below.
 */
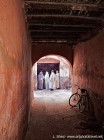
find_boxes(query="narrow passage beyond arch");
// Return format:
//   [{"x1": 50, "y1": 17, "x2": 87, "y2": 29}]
[{"x1": 25, "y1": 55, "x2": 103, "y2": 140}]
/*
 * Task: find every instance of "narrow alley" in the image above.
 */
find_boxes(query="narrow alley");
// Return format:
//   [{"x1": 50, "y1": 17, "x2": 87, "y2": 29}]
[
  {"x1": 0, "y1": 0, "x2": 104, "y2": 140},
  {"x1": 25, "y1": 90, "x2": 103, "y2": 140}
]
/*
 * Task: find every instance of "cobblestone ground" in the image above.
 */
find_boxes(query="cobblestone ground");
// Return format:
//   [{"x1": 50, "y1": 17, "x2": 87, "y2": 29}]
[{"x1": 25, "y1": 90, "x2": 104, "y2": 140}]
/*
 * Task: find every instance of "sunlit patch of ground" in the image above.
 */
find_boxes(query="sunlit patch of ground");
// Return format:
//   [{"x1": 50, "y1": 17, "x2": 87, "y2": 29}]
[{"x1": 33, "y1": 89, "x2": 72, "y2": 103}]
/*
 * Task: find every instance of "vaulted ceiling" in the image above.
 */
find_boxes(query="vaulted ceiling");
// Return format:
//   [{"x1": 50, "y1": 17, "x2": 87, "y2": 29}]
[{"x1": 23, "y1": 0, "x2": 104, "y2": 45}]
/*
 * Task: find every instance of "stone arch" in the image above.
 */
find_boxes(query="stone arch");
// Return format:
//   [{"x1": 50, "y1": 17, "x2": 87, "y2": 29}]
[
  {"x1": 32, "y1": 54, "x2": 72, "y2": 91},
  {"x1": 32, "y1": 43, "x2": 73, "y2": 65}
]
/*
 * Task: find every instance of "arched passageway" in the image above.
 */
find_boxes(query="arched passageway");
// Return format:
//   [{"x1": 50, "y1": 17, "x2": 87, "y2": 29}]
[
  {"x1": 31, "y1": 43, "x2": 73, "y2": 66},
  {"x1": 0, "y1": 1, "x2": 104, "y2": 140},
  {"x1": 30, "y1": 54, "x2": 72, "y2": 109},
  {"x1": 32, "y1": 55, "x2": 72, "y2": 91},
  {"x1": 25, "y1": 55, "x2": 103, "y2": 140}
]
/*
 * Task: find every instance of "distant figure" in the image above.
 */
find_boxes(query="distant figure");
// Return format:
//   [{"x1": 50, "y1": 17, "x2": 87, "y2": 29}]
[
  {"x1": 45, "y1": 71, "x2": 50, "y2": 90},
  {"x1": 55, "y1": 71, "x2": 60, "y2": 89},
  {"x1": 49, "y1": 70, "x2": 56, "y2": 90},
  {"x1": 38, "y1": 71, "x2": 44, "y2": 90}
]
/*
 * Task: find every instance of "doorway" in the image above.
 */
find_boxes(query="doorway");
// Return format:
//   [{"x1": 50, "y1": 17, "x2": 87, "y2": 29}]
[{"x1": 37, "y1": 63, "x2": 60, "y2": 76}]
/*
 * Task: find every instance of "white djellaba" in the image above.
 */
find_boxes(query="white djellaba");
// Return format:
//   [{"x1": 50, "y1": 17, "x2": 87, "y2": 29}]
[
  {"x1": 38, "y1": 71, "x2": 44, "y2": 90},
  {"x1": 49, "y1": 70, "x2": 56, "y2": 90},
  {"x1": 45, "y1": 71, "x2": 50, "y2": 90}
]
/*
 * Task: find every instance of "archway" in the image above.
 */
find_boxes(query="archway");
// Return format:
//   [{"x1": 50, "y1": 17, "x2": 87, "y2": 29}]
[
  {"x1": 32, "y1": 54, "x2": 72, "y2": 92},
  {"x1": 31, "y1": 43, "x2": 73, "y2": 66}
]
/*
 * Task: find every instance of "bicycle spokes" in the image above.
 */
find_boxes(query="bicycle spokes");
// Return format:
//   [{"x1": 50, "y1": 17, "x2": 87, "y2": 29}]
[{"x1": 69, "y1": 93, "x2": 81, "y2": 107}]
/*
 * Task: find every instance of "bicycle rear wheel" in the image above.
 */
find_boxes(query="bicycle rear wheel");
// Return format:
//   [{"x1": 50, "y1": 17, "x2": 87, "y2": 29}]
[
  {"x1": 69, "y1": 93, "x2": 81, "y2": 107},
  {"x1": 79, "y1": 96, "x2": 87, "y2": 113}
]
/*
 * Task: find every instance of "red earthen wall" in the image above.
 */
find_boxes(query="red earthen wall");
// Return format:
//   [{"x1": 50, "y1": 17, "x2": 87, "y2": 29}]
[
  {"x1": 32, "y1": 43, "x2": 73, "y2": 65},
  {"x1": 73, "y1": 30, "x2": 104, "y2": 122},
  {"x1": 0, "y1": 0, "x2": 31, "y2": 139}
]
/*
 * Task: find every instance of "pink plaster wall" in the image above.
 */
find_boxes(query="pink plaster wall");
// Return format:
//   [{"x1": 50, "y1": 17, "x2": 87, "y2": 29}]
[
  {"x1": 0, "y1": 0, "x2": 31, "y2": 139},
  {"x1": 73, "y1": 30, "x2": 104, "y2": 122}
]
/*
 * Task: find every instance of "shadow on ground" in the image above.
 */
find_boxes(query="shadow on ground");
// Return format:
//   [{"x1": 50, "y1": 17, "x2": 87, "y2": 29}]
[{"x1": 25, "y1": 90, "x2": 104, "y2": 140}]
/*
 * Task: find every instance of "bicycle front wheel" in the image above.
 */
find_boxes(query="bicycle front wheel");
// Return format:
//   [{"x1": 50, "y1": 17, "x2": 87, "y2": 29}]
[{"x1": 69, "y1": 93, "x2": 81, "y2": 107}]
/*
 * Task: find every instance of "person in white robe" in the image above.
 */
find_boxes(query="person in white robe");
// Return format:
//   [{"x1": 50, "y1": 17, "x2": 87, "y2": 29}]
[
  {"x1": 45, "y1": 71, "x2": 50, "y2": 90},
  {"x1": 55, "y1": 71, "x2": 60, "y2": 89},
  {"x1": 38, "y1": 71, "x2": 44, "y2": 90},
  {"x1": 49, "y1": 70, "x2": 56, "y2": 90}
]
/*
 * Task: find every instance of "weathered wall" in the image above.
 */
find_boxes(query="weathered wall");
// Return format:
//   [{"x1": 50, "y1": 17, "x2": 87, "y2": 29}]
[
  {"x1": 73, "y1": 30, "x2": 104, "y2": 122},
  {"x1": 0, "y1": 0, "x2": 31, "y2": 139},
  {"x1": 32, "y1": 43, "x2": 73, "y2": 65}
]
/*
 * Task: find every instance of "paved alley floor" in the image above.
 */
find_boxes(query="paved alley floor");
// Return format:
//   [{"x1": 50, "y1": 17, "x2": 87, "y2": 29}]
[{"x1": 25, "y1": 90, "x2": 103, "y2": 140}]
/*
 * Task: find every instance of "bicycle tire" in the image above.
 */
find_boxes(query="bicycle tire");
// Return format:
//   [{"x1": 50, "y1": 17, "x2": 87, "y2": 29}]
[
  {"x1": 69, "y1": 93, "x2": 81, "y2": 107},
  {"x1": 79, "y1": 96, "x2": 87, "y2": 113}
]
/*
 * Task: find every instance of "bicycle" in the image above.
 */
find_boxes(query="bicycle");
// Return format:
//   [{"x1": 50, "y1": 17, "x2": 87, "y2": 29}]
[{"x1": 69, "y1": 86, "x2": 89, "y2": 113}]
